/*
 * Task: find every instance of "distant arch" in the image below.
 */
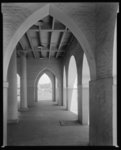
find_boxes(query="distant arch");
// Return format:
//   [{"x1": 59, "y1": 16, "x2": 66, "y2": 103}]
[
  {"x1": 37, "y1": 73, "x2": 52, "y2": 101},
  {"x1": 34, "y1": 68, "x2": 56, "y2": 102}
]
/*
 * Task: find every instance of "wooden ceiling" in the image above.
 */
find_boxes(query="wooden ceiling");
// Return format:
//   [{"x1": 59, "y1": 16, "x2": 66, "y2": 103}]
[{"x1": 16, "y1": 15, "x2": 74, "y2": 59}]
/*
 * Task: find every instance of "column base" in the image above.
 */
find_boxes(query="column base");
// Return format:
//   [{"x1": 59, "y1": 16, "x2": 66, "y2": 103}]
[
  {"x1": 18, "y1": 107, "x2": 28, "y2": 112},
  {"x1": 7, "y1": 119, "x2": 19, "y2": 124}
]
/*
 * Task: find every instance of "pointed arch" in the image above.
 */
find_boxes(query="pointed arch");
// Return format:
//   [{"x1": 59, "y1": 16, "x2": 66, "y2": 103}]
[
  {"x1": 4, "y1": 3, "x2": 96, "y2": 81},
  {"x1": 34, "y1": 68, "x2": 56, "y2": 103},
  {"x1": 37, "y1": 73, "x2": 52, "y2": 101}
]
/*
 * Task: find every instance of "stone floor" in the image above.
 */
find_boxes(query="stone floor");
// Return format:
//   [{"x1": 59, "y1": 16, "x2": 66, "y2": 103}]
[{"x1": 7, "y1": 100, "x2": 89, "y2": 146}]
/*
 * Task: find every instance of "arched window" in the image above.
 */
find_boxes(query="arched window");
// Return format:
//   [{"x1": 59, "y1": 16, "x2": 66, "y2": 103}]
[
  {"x1": 37, "y1": 73, "x2": 52, "y2": 101},
  {"x1": 68, "y1": 55, "x2": 78, "y2": 114}
]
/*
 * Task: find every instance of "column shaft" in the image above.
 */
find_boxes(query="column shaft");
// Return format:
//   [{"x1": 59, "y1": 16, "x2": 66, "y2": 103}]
[
  {"x1": 8, "y1": 50, "x2": 18, "y2": 122},
  {"x1": 3, "y1": 81, "x2": 9, "y2": 146},
  {"x1": 52, "y1": 76, "x2": 55, "y2": 102},
  {"x1": 20, "y1": 54, "x2": 28, "y2": 110},
  {"x1": 89, "y1": 77, "x2": 113, "y2": 145}
]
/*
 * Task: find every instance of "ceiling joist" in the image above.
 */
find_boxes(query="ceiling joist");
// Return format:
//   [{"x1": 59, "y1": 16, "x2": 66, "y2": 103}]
[
  {"x1": 26, "y1": 32, "x2": 36, "y2": 58},
  {"x1": 56, "y1": 27, "x2": 67, "y2": 58},
  {"x1": 19, "y1": 40, "x2": 25, "y2": 50},
  {"x1": 49, "y1": 17, "x2": 55, "y2": 59}
]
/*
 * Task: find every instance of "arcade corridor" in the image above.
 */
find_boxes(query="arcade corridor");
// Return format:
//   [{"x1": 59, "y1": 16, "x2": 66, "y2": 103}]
[
  {"x1": 2, "y1": 3, "x2": 118, "y2": 146},
  {"x1": 8, "y1": 100, "x2": 89, "y2": 146}
]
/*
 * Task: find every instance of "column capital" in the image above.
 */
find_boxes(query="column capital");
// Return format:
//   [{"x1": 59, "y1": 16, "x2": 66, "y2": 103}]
[{"x1": 3, "y1": 81, "x2": 9, "y2": 88}]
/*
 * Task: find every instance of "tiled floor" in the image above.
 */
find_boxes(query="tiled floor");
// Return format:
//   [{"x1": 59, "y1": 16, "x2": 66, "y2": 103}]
[{"x1": 7, "y1": 100, "x2": 89, "y2": 146}]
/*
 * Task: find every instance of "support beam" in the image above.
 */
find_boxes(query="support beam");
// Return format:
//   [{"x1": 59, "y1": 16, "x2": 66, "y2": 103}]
[
  {"x1": 49, "y1": 17, "x2": 55, "y2": 59},
  {"x1": 56, "y1": 27, "x2": 67, "y2": 58},
  {"x1": 19, "y1": 40, "x2": 25, "y2": 50},
  {"x1": 19, "y1": 41, "x2": 24, "y2": 50},
  {"x1": 38, "y1": 22, "x2": 43, "y2": 58},
  {"x1": 30, "y1": 29, "x2": 68, "y2": 32},
  {"x1": 18, "y1": 48, "x2": 64, "y2": 53},
  {"x1": 26, "y1": 32, "x2": 36, "y2": 58}
]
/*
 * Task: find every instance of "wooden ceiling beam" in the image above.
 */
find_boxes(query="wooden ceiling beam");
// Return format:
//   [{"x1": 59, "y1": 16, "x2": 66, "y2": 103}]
[
  {"x1": 38, "y1": 22, "x2": 43, "y2": 58},
  {"x1": 26, "y1": 32, "x2": 36, "y2": 58},
  {"x1": 19, "y1": 40, "x2": 25, "y2": 50},
  {"x1": 49, "y1": 17, "x2": 55, "y2": 59},
  {"x1": 56, "y1": 27, "x2": 67, "y2": 58},
  {"x1": 29, "y1": 29, "x2": 69, "y2": 32}
]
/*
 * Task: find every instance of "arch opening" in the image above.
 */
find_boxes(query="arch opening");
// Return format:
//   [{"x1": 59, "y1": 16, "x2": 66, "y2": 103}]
[
  {"x1": 37, "y1": 73, "x2": 52, "y2": 101},
  {"x1": 68, "y1": 55, "x2": 78, "y2": 115}
]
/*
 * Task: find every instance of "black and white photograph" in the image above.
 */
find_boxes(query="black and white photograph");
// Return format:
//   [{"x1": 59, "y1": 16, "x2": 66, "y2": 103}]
[{"x1": 2, "y1": 2, "x2": 118, "y2": 147}]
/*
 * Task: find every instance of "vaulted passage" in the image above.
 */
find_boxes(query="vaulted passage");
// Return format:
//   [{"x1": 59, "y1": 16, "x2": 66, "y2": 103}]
[{"x1": 3, "y1": 3, "x2": 118, "y2": 146}]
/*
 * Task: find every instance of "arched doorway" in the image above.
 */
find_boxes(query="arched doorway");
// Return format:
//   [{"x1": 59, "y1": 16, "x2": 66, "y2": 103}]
[
  {"x1": 68, "y1": 55, "x2": 78, "y2": 115},
  {"x1": 37, "y1": 73, "x2": 52, "y2": 101},
  {"x1": 17, "y1": 74, "x2": 20, "y2": 109}
]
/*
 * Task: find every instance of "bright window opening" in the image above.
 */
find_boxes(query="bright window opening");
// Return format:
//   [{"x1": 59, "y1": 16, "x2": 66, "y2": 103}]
[
  {"x1": 68, "y1": 56, "x2": 78, "y2": 114},
  {"x1": 37, "y1": 73, "x2": 52, "y2": 101},
  {"x1": 17, "y1": 74, "x2": 20, "y2": 108}
]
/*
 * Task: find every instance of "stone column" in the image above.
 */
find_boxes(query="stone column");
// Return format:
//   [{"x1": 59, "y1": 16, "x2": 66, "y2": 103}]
[
  {"x1": 82, "y1": 84, "x2": 89, "y2": 125},
  {"x1": 52, "y1": 76, "x2": 56, "y2": 102},
  {"x1": 20, "y1": 53, "x2": 28, "y2": 111},
  {"x1": 78, "y1": 84, "x2": 82, "y2": 124},
  {"x1": 89, "y1": 77, "x2": 113, "y2": 145},
  {"x1": 3, "y1": 81, "x2": 9, "y2": 146},
  {"x1": 8, "y1": 50, "x2": 18, "y2": 123},
  {"x1": 27, "y1": 79, "x2": 35, "y2": 107},
  {"x1": 58, "y1": 79, "x2": 63, "y2": 106},
  {"x1": 113, "y1": 76, "x2": 117, "y2": 146},
  {"x1": 34, "y1": 86, "x2": 38, "y2": 102}
]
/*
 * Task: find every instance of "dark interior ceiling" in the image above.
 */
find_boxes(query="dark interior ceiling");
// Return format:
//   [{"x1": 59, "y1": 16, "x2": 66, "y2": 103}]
[{"x1": 16, "y1": 15, "x2": 75, "y2": 59}]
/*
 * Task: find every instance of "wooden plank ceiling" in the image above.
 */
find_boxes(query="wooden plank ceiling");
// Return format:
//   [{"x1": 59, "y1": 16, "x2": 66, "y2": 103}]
[{"x1": 16, "y1": 15, "x2": 74, "y2": 59}]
